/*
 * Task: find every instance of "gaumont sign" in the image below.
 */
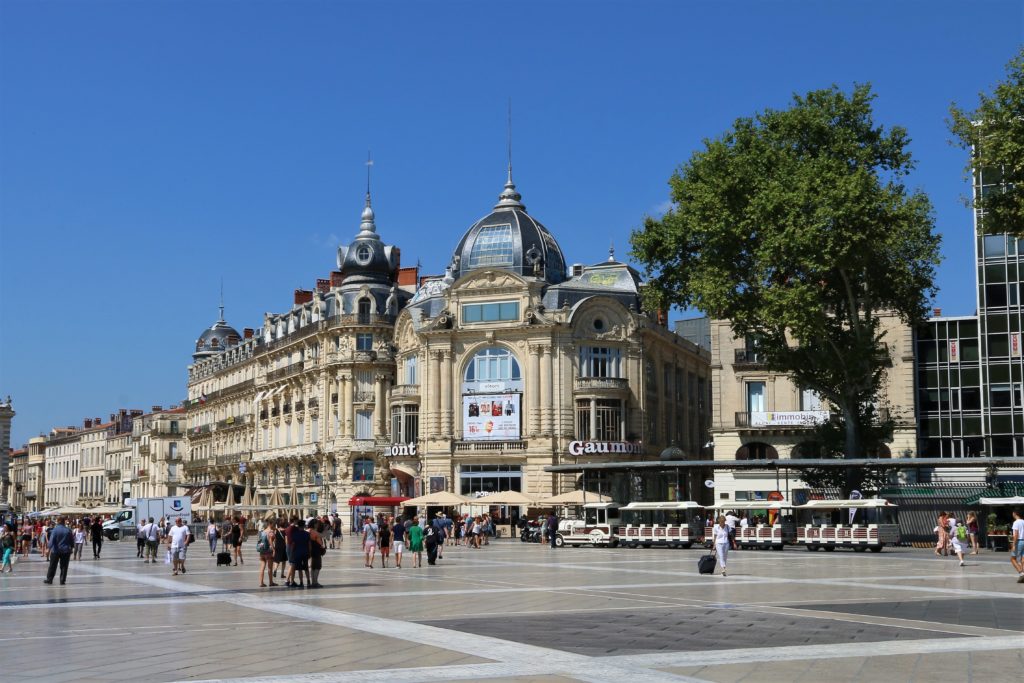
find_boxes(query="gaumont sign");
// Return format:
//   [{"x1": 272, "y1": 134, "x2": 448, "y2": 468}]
[
  {"x1": 385, "y1": 442, "x2": 417, "y2": 457},
  {"x1": 568, "y1": 441, "x2": 643, "y2": 456}
]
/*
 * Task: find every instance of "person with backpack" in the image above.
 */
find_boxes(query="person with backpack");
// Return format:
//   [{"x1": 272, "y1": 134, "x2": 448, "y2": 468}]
[
  {"x1": 142, "y1": 517, "x2": 160, "y2": 563},
  {"x1": 256, "y1": 519, "x2": 277, "y2": 588},
  {"x1": 424, "y1": 522, "x2": 439, "y2": 566}
]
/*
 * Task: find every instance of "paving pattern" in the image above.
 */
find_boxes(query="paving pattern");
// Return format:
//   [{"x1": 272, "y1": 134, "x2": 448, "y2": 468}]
[{"x1": 0, "y1": 538, "x2": 1022, "y2": 682}]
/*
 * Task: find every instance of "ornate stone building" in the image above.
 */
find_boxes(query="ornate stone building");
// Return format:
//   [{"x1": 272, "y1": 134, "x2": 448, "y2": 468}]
[
  {"x1": 185, "y1": 192, "x2": 415, "y2": 527},
  {"x1": 393, "y1": 173, "x2": 711, "y2": 501}
]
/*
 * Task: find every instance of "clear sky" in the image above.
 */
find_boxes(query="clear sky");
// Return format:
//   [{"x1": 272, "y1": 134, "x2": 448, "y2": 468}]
[{"x1": 1, "y1": 1, "x2": 1022, "y2": 447}]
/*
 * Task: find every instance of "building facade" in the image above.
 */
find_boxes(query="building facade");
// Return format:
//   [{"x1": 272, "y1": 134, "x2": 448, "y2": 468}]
[
  {"x1": 708, "y1": 311, "x2": 918, "y2": 502},
  {"x1": 44, "y1": 427, "x2": 82, "y2": 509},
  {"x1": 9, "y1": 447, "x2": 26, "y2": 513},
  {"x1": 0, "y1": 396, "x2": 12, "y2": 511},
  {"x1": 130, "y1": 407, "x2": 187, "y2": 499}
]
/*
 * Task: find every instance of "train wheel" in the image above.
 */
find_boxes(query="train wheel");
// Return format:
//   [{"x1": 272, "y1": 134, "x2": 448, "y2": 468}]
[
  {"x1": 554, "y1": 534, "x2": 565, "y2": 548},
  {"x1": 823, "y1": 545, "x2": 835, "y2": 552},
  {"x1": 869, "y1": 546, "x2": 883, "y2": 553},
  {"x1": 806, "y1": 544, "x2": 816, "y2": 551},
  {"x1": 854, "y1": 546, "x2": 867, "y2": 553},
  {"x1": 609, "y1": 538, "x2": 619, "y2": 548}
]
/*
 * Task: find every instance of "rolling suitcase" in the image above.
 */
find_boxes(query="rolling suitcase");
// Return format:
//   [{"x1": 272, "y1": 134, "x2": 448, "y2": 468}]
[
  {"x1": 217, "y1": 542, "x2": 232, "y2": 567},
  {"x1": 698, "y1": 552, "x2": 717, "y2": 575}
]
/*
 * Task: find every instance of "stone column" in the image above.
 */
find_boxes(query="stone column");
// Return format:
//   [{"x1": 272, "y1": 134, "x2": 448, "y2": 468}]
[
  {"x1": 431, "y1": 350, "x2": 442, "y2": 437},
  {"x1": 343, "y1": 374, "x2": 354, "y2": 437},
  {"x1": 589, "y1": 398, "x2": 597, "y2": 440},
  {"x1": 529, "y1": 345, "x2": 541, "y2": 435},
  {"x1": 440, "y1": 350, "x2": 452, "y2": 437},
  {"x1": 540, "y1": 345, "x2": 553, "y2": 435},
  {"x1": 374, "y1": 374, "x2": 386, "y2": 438}
]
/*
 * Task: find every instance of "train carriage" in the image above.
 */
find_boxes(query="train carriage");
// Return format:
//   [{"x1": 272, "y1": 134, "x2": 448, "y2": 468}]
[
  {"x1": 617, "y1": 502, "x2": 705, "y2": 549},
  {"x1": 794, "y1": 499, "x2": 900, "y2": 552}
]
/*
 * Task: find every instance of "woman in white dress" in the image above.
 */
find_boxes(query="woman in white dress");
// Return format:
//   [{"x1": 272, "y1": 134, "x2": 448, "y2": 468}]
[{"x1": 712, "y1": 515, "x2": 731, "y2": 577}]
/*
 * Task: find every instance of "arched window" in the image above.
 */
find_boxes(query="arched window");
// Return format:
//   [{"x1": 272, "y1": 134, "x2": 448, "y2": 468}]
[
  {"x1": 464, "y1": 347, "x2": 521, "y2": 383},
  {"x1": 736, "y1": 443, "x2": 778, "y2": 460},
  {"x1": 357, "y1": 297, "x2": 371, "y2": 324}
]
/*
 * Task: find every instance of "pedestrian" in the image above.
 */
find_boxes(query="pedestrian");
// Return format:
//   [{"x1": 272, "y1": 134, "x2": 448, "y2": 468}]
[
  {"x1": 935, "y1": 512, "x2": 949, "y2": 556},
  {"x1": 332, "y1": 514, "x2": 343, "y2": 547},
  {"x1": 712, "y1": 515, "x2": 731, "y2": 577},
  {"x1": 966, "y1": 511, "x2": 980, "y2": 555},
  {"x1": 90, "y1": 516, "x2": 104, "y2": 559},
  {"x1": 72, "y1": 523, "x2": 85, "y2": 561},
  {"x1": 378, "y1": 518, "x2": 392, "y2": 568},
  {"x1": 425, "y1": 521, "x2": 439, "y2": 565},
  {"x1": 950, "y1": 521, "x2": 967, "y2": 566},
  {"x1": 206, "y1": 519, "x2": 219, "y2": 556},
  {"x1": 43, "y1": 516, "x2": 74, "y2": 585},
  {"x1": 229, "y1": 516, "x2": 244, "y2": 566},
  {"x1": 547, "y1": 511, "x2": 558, "y2": 549},
  {"x1": 725, "y1": 510, "x2": 739, "y2": 550},
  {"x1": 308, "y1": 519, "x2": 324, "y2": 588},
  {"x1": 0, "y1": 525, "x2": 15, "y2": 573},
  {"x1": 408, "y1": 515, "x2": 424, "y2": 568},
  {"x1": 166, "y1": 517, "x2": 189, "y2": 576},
  {"x1": 1010, "y1": 509, "x2": 1024, "y2": 584},
  {"x1": 272, "y1": 519, "x2": 288, "y2": 579},
  {"x1": 142, "y1": 517, "x2": 160, "y2": 563},
  {"x1": 38, "y1": 522, "x2": 50, "y2": 561},
  {"x1": 361, "y1": 515, "x2": 378, "y2": 568},
  {"x1": 19, "y1": 521, "x2": 31, "y2": 558},
  {"x1": 391, "y1": 516, "x2": 405, "y2": 569},
  {"x1": 287, "y1": 517, "x2": 310, "y2": 588},
  {"x1": 257, "y1": 519, "x2": 277, "y2": 587},
  {"x1": 136, "y1": 519, "x2": 146, "y2": 558},
  {"x1": 432, "y1": 513, "x2": 446, "y2": 559}
]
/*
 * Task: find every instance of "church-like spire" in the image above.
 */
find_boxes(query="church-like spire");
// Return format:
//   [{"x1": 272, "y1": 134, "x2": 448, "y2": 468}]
[
  {"x1": 495, "y1": 100, "x2": 525, "y2": 210},
  {"x1": 358, "y1": 151, "x2": 380, "y2": 239}
]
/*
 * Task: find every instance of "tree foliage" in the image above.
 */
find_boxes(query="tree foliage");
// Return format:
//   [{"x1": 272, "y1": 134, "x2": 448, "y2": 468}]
[
  {"x1": 949, "y1": 48, "x2": 1024, "y2": 236},
  {"x1": 630, "y1": 85, "x2": 941, "y2": 477}
]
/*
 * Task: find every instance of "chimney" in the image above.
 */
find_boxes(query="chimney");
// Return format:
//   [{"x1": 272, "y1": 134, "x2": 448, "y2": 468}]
[
  {"x1": 95, "y1": 417, "x2": 102, "y2": 425},
  {"x1": 243, "y1": 327, "x2": 254, "y2": 339},
  {"x1": 656, "y1": 308, "x2": 668, "y2": 328},
  {"x1": 316, "y1": 278, "x2": 330, "y2": 294},
  {"x1": 119, "y1": 409, "x2": 127, "y2": 417},
  {"x1": 110, "y1": 413, "x2": 116, "y2": 423},
  {"x1": 393, "y1": 247, "x2": 401, "y2": 271},
  {"x1": 152, "y1": 405, "x2": 162, "y2": 413},
  {"x1": 294, "y1": 289, "x2": 313, "y2": 305},
  {"x1": 398, "y1": 266, "x2": 419, "y2": 288},
  {"x1": 83, "y1": 418, "x2": 92, "y2": 429},
  {"x1": 933, "y1": 308, "x2": 942, "y2": 317},
  {"x1": 330, "y1": 271, "x2": 344, "y2": 287},
  {"x1": 131, "y1": 409, "x2": 144, "y2": 417}
]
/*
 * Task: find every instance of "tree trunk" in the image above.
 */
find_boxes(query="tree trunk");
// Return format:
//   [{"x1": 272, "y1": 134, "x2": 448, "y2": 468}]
[{"x1": 841, "y1": 403, "x2": 864, "y2": 495}]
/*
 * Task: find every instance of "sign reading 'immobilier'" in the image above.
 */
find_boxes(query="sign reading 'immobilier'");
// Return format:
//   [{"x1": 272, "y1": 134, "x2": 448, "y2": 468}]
[{"x1": 750, "y1": 411, "x2": 830, "y2": 427}]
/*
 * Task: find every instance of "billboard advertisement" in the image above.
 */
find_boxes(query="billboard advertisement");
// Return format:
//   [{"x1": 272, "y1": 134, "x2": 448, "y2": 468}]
[{"x1": 463, "y1": 393, "x2": 520, "y2": 440}]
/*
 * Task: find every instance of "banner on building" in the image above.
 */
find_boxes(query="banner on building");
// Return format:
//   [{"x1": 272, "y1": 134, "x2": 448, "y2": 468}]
[
  {"x1": 949, "y1": 339, "x2": 959, "y2": 363},
  {"x1": 749, "y1": 411, "x2": 829, "y2": 427},
  {"x1": 462, "y1": 393, "x2": 521, "y2": 440},
  {"x1": 1013, "y1": 333, "x2": 1021, "y2": 358}
]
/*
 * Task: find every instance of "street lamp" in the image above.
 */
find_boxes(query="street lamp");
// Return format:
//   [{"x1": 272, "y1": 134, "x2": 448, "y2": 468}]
[{"x1": 660, "y1": 443, "x2": 684, "y2": 501}]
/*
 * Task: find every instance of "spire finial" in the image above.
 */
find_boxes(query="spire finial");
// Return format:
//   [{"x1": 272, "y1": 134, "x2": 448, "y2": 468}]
[
  {"x1": 496, "y1": 101, "x2": 525, "y2": 210},
  {"x1": 219, "y1": 277, "x2": 225, "y2": 321},
  {"x1": 609, "y1": 241, "x2": 615, "y2": 262},
  {"x1": 358, "y1": 152, "x2": 379, "y2": 238}
]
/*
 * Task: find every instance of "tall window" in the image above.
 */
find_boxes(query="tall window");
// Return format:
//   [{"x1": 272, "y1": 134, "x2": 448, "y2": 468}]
[
  {"x1": 468, "y1": 224, "x2": 514, "y2": 267},
  {"x1": 579, "y1": 347, "x2": 622, "y2": 378},
  {"x1": 353, "y1": 458, "x2": 374, "y2": 482},
  {"x1": 355, "y1": 409, "x2": 374, "y2": 439},
  {"x1": 800, "y1": 388, "x2": 823, "y2": 411},
  {"x1": 356, "y1": 333, "x2": 373, "y2": 351},
  {"x1": 404, "y1": 355, "x2": 418, "y2": 385},
  {"x1": 357, "y1": 298, "x2": 371, "y2": 324},
  {"x1": 746, "y1": 382, "x2": 766, "y2": 413},
  {"x1": 464, "y1": 347, "x2": 521, "y2": 383},
  {"x1": 391, "y1": 405, "x2": 419, "y2": 443}
]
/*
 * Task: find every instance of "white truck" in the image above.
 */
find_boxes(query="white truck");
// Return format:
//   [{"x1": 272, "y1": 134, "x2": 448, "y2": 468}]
[{"x1": 102, "y1": 497, "x2": 193, "y2": 540}]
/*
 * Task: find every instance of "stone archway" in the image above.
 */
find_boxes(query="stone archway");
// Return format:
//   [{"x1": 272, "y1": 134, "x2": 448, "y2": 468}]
[{"x1": 735, "y1": 442, "x2": 778, "y2": 460}]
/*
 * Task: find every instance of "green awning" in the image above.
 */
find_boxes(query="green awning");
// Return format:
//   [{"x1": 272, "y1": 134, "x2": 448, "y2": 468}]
[{"x1": 963, "y1": 482, "x2": 1024, "y2": 506}]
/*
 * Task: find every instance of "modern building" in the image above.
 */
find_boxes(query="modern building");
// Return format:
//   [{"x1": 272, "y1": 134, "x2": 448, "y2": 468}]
[
  {"x1": 914, "y1": 158, "x2": 1024, "y2": 477},
  {"x1": 707, "y1": 311, "x2": 918, "y2": 503},
  {"x1": 0, "y1": 396, "x2": 12, "y2": 511},
  {"x1": 392, "y1": 173, "x2": 712, "y2": 504}
]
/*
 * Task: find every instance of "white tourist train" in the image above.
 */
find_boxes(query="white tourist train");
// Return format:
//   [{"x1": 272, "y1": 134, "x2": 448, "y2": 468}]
[
  {"x1": 555, "y1": 502, "x2": 622, "y2": 547},
  {"x1": 794, "y1": 498, "x2": 900, "y2": 552},
  {"x1": 616, "y1": 501, "x2": 706, "y2": 549},
  {"x1": 703, "y1": 500, "x2": 796, "y2": 550}
]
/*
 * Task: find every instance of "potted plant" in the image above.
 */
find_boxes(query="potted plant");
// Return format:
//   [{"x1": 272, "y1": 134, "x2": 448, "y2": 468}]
[{"x1": 986, "y1": 512, "x2": 1010, "y2": 551}]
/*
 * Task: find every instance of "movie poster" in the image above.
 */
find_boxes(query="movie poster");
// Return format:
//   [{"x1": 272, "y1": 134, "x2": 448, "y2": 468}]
[{"x1": 462, "y1": 393, "x2": 521, "y2": 440}]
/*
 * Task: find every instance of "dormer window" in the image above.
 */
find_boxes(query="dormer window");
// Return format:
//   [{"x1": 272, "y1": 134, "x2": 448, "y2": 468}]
[{"x1": 356, "y1": 244, "x2": 372, "y2": 264}]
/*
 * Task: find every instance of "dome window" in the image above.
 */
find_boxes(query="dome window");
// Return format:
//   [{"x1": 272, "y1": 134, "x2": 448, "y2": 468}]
[
  {"x1": 468, "y1": 224, "x2": 514, "y2": 268},
  {"x1": 593, "y1": 318, "x2": 605, "y2": 331},
  {"x1": 356, "y1": 244, "x2": 373, "y2": 264}
]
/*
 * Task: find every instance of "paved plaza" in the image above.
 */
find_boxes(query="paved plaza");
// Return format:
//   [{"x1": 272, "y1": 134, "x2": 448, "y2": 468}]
[{"x1": 1, "y1": 538, "x2": 1022, "y2": 682}]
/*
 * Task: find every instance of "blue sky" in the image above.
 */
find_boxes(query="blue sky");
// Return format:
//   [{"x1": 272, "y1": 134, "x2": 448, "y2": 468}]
[{"x1": 1, "y1": 1, "x2": 1022, "y2": 446}]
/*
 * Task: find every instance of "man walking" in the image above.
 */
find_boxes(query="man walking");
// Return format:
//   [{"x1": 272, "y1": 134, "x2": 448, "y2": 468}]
[
  {"x1": 167, "y1": 517, "x2": 189, "y2": 576},
  {"x1": 1010, "y1": 509, "x2": 1024, "y2": 583},
  {"x1": 44, "y1": 516, "x2": 74, "y2": 585},
  {"x1": 142, "y1": 517, "x2": 160, "y2": 563},
  {"x1": 432, "y1": 513, "x2": 447, "y2": 560},
  {"x1": 90, "y1": 516, "x2": 104, "y2": 559},
  {"x1": 547, "y1": 511, "x2": 558, "y2": 549}
]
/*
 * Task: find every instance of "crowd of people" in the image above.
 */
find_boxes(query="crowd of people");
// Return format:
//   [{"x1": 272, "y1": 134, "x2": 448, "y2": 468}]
[
  {"x1": 356, "y1": 511, "x2": 504, "y2": 570},
  {"x1": 0, "y1": 514, "x2": 109, "y2": 574}
]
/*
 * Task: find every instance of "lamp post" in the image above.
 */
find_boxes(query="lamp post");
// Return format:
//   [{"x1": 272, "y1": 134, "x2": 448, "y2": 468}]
[{"x1": 660, "y1": 443, "x2": 684, "y2": 500}]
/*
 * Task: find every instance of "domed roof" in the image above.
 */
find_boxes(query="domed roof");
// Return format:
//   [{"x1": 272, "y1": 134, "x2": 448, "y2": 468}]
[
  {"x1": 451, "y1": 175, "x2": 566, "y2": 285},
  {"x1": 336, "y1": 193, "x2": 398, "y2": 286},
  {"x1": 194, "y1": 312, "x2": 241, "y2": 361}
]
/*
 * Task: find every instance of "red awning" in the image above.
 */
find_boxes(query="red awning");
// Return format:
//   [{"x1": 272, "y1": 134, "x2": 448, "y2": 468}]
[{"x1": 348, "y1": 496, "x2": 411, "y2": 507}]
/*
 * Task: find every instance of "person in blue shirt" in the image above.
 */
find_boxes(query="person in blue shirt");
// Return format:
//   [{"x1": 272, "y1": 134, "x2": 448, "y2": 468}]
[{"x1": 44, "y1": 516, "x2": 74, "y2": 585}]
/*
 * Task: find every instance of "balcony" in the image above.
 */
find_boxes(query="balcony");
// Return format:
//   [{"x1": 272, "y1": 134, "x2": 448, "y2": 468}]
[
  {"x1": 216, "y1": 414, "x2": 251, "y2": 430},
  {"x1": 453, "y1": 440, "x2": 528, "y2": 453},
  {"x1": 294, "y1": 401, "x2": 305, "y2": 412},
  {"x1": 353, "y1": 350, "x2": 377, "y2": 363},
  {"x1": 266, "y1": 362, "x2": 305, "y2": 383},
  {"x1": 24, "y1": 491, "x2": 36, "y2": 500},
  {"x1": 190, "y1": 424, "x2": 212, "y2": 436},
  {"x1": 391, "y1": 384, "x2": 420, "y2": 399},
  {"x1": 105, "y1": 469, "x2": 121, "y2": 480},
  {"x1": 733, "y1": 348, "x2": 767, "y2": 368},
  {"x1": 308, "y1": 398, "x2": 319, "y2": 409},
  {"x1": 735, "y1": 411, "x2": 830, "y2": 430},
  {"x1": 184, "y1": 458, "x2": 213, "y2": 473},
  {"x1": 573, "y1": 377, "x2": 629, "y2": 394},
  {"x1": 354, "y1": 391, "x2": 375, "y2": 404},
  {"x1": 328, "y1": 313, "x2": 396, "y2": 328}
]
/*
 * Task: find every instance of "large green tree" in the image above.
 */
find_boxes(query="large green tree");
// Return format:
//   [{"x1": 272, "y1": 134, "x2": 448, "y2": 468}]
[
  {"x1": 631, "y1": 85, "x2": 941, "y2": 491},
  {"x1": 949, "y1": 48, "x2": 1024, "y2": 236}
]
